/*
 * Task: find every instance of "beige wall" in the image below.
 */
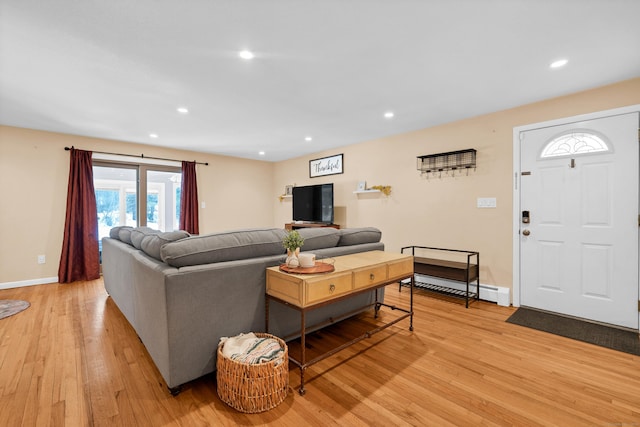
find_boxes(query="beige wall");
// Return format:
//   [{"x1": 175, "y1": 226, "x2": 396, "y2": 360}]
[
  {"x1": 2, "y1": 77, "x2": 639, "y2": 287},
  {"x1": 0, "y1": 127, "x2": 274, "y2": 284},
  {"x1": 273, "y1": 77, "x2": 640, "y2": 289}
]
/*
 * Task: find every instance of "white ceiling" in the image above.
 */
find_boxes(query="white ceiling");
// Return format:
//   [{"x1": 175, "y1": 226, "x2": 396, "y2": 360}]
[{"x1": 1, "y1": 1, "x2": 639, "y2": 162}]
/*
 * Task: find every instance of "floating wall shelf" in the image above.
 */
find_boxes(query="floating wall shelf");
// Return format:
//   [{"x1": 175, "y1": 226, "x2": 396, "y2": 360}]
[
  {"x1": 417, "y1": 148, "x2": 476, "y2": 178},
  {"x1": 353, "y1": 189, "x2": 381, "y2": 194}
]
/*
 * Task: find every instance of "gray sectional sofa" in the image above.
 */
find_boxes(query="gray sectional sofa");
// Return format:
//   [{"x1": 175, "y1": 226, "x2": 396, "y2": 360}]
[{"x1": 101, "y1": 226, "x2": 384, "y2": 393}]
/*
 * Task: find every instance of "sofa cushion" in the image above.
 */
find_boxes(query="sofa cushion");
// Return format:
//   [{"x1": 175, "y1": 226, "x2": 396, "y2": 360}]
[
  {"x1": 130, "y1": 227, "x2": 161, "y2": 249},
  {"x1": 109, "y1": 226, "x2": 132, "y2": 240},
  {"x1": 118, "y1": 227, "x2": 134, "y2": 245},
  {"x1": 338, "y1": 227, "x2": 382, "y2": 246},
  {"x1": 297, "y1": 228, "x2": 341, "y2": 251},
  {"x1": 160, "y1": 228, "x2": 287, "y2": 267},
  {"x1": 141, "y1": 231, "x2": 191, "y2": 260}
]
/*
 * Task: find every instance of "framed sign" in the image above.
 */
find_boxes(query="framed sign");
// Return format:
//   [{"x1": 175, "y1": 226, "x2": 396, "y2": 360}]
[{"x1": 309, "y1": 153, "x2": 343, "y2": 178}]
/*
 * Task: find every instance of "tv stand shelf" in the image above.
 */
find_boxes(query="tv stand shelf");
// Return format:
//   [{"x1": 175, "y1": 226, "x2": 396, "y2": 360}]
[
  {"x1": 285, "y1": 223, "x2": 340, "y2": 231},
  {"x1": 400, "y1": 246, "x2": 479, "y2": 308}
]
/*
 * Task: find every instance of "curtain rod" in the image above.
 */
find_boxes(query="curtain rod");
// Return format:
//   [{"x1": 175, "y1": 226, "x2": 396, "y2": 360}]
[{"x1": 64, "y1": 146, "x2": 209, "y2": 166}]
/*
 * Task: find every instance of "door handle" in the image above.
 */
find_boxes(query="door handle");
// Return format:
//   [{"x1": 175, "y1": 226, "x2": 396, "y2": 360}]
[{"x1": 522, "y1": 229, "x2": 531, "y2": 236}]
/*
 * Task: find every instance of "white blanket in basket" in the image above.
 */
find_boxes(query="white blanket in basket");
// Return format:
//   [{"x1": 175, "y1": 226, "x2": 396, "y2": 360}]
[{"x1": 220, "y1": 333, "x2": 284, "y2": 365}]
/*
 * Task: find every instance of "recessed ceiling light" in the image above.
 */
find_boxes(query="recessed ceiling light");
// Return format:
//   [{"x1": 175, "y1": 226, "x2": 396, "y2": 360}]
[
  {"x1": 258, "y1": 151, "x2": 265, "y2": 156},
  {"x1": 149, "y1": 133, "x2": 158, "y2": 138},
  {"x1": 550, "y1": 59, "x2": 568, "y2": 69},
  {"x1": 305, "y1": 136, "x2": 312, "y2": 142},
  {"x1": 177, "y1": 107, "x2": 189, "y2": 114},
  {"x1": 239, "y1": 50, "x2": 255, "y2": 60},
  {"x1": 384, "y1": 111, "x2": 395, "y2": 119}
]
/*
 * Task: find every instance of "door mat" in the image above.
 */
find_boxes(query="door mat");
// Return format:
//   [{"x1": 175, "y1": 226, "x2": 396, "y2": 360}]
[
  {"x1": 506, "y1": 307, "x2": 640, "y2": 356},
  {"x1": 0, "y1": 300, "x2": 31, "y2": 320}
]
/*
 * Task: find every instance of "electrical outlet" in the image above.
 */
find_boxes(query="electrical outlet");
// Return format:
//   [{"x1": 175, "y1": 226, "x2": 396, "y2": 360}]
[{"x1": 37, "y1": 255, "x2": 46, "y2": 264}]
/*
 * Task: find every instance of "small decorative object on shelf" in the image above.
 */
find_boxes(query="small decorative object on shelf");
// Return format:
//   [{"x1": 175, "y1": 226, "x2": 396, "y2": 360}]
[
  {"x1": 353, "y1": 184, "x2": 391, "y2": 196},
  {"x1": 417, "y1": 148, "x2": 476, "y2": 179},
  {"x1": 279, "y1": 184, "x2": 295, "y2": 201},
  {"x1": 371, "y1": 185, "x2": 392, "y2": 196},
  {"x1": 282, "y1": 230, "x2": 305, "y2": 267}
]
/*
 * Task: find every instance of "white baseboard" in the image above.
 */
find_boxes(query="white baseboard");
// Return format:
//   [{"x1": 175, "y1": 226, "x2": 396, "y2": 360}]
[
  {"x1": 0, "y1": 277, "x2": 58, "y2": 290},
  {"x1": 412, "y1": 274, "x2": 511, "y2": 307}
]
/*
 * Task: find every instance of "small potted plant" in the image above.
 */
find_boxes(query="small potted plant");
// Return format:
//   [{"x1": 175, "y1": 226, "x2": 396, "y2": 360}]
[{"x1": 282, "y1": 230, "x2": 305, "y2": 267}]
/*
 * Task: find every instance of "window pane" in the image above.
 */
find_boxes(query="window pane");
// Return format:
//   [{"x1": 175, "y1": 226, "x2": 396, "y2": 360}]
[
  {"x1": 147, "y1": 192, "x2": 158, "y2": 224},
  {"x1": 93, "y1": 166, "x2": 138, "y2": 242},
  {"x1": 95, "y1": 189, "x2": 120, "y2": 227},
  {"x1": 175, "y1": 186, "x2": 181, "y2": 227},
  {"x1": 147, "y1": 170, "x2": 181, "y2": 231},
  {"x1": 541, "y1": 132, "x2": 610, "y2": 158},
  {"x1": 126, "y1": 192, "x2": 137, "y2": 224}
]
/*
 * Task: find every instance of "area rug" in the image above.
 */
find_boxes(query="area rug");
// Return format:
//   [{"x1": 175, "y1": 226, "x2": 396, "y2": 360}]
[
  {"x1": 0, "y1": 300, "x2": 31, "y2": 320},
  {"x1": 507, "y1": 307, "x2": 640, "y2": 356}
]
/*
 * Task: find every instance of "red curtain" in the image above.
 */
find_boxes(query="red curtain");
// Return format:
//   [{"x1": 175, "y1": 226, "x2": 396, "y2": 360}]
[
  {"x1": 58, "y1": 148, "x2": 100, "y2": 283},
  {"x1": 179, "y1": 161, "x2": 199, "y2": 234}
]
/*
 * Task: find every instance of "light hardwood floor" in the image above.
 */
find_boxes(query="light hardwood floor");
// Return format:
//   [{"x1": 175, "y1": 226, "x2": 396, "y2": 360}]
[{"x1": 1, "y1": 278, "x2": 639, "y2": 426}]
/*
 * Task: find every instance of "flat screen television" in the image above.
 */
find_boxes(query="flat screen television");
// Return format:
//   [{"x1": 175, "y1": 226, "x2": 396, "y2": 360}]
[{"x1": 292, "y1": 183, "x2": 334, "y2": 224}]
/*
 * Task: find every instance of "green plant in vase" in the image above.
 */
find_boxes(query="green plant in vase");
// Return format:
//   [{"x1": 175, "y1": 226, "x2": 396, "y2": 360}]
[{"x1": 282, "y1": 230, "x2": 305, "y2": 267}]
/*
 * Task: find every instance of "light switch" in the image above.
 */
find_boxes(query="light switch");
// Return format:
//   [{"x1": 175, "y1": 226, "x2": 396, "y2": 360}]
[{"x1": 477, "y1": 197, "x2": 497, "y2": 208}]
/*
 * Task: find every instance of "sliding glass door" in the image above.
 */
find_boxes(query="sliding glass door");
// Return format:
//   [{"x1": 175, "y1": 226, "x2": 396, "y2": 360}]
[{"x1": 93, "y1": 163, "x2": 181, "y2": 251}]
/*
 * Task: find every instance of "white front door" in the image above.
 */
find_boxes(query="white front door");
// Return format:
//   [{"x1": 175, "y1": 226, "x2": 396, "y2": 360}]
[{"x1": 520, "y1": 112, "x2": 639, "y2": 329}]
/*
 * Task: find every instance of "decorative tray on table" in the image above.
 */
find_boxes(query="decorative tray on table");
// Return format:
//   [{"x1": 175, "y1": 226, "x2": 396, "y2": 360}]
[{"x1": 279, "y1": 262, "x2": 335, "y2": 274}]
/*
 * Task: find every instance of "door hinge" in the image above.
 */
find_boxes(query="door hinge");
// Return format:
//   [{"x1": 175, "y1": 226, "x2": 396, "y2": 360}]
[{"x1": 638, "y1": 300, "x2": 640, "y2": 312}]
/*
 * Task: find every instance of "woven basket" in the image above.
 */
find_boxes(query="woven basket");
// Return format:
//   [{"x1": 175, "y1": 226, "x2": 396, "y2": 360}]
[{"x1": 216, "y1": 333, "x2": 289, "y2": 413}]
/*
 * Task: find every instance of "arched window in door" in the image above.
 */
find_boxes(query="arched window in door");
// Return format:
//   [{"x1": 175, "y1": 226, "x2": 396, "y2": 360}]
[{"x1": 540, "y1": 131, "x2": 610, "y2": 158}]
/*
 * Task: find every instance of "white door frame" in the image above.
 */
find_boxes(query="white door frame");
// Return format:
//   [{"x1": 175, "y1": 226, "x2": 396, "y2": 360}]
[{"x1": 512, "y1": 105, "x2": 640, "y2": 324}]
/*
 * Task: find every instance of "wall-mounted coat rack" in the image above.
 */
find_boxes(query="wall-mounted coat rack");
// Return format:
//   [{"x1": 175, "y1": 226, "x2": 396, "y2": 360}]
[{"x1": 417, "y1": 148, "x2": 476, "y2": 178}]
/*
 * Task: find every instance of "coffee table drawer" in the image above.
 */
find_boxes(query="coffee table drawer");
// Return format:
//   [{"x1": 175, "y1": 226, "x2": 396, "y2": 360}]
[
  {"x1": 353, "y1": 264, "x2": 388, "y2": 289},
  {"x1": 388, "y1": 257, "x2": 414, "y2": 280},
  {"x1": 266, "y1": 272, "x2": 304, "y2": 305},
  {"x1": 306, "y1": 272, "x2": 353, "y2": 304}
]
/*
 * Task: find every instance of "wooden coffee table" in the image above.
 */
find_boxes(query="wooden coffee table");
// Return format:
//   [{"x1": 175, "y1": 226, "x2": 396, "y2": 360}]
[{"x1": 266, "y1": 250, "x2": 414, "y2": 395}]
